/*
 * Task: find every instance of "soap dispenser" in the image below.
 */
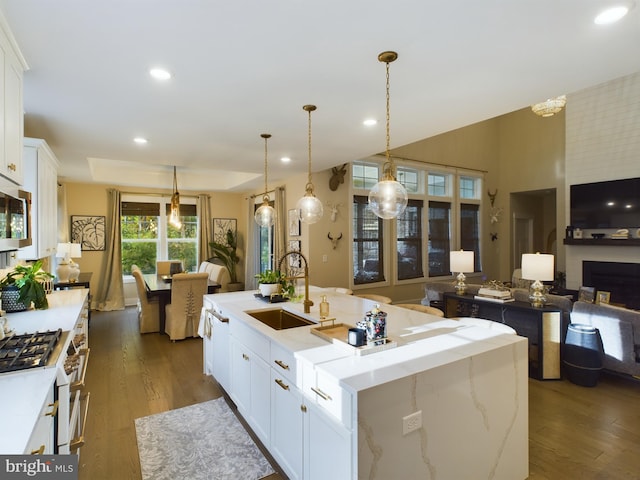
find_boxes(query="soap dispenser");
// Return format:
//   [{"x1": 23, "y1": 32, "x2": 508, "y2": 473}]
[{"x1": 320, "y1": 295, "x2": 330, "y2": 319}]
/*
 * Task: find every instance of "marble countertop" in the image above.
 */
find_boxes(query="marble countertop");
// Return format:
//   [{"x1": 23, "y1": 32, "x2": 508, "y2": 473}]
[
  {"x1": 0, "y1": 289, "x2": 89, "y2": 454},
  {"x1": 204, "y1": 287, "x2": 525, "y2": 393}
]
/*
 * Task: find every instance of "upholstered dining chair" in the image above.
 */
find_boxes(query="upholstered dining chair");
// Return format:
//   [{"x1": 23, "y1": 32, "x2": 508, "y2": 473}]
[
  {"x1": 157, "y1": 260, "x2": 184, "y2": 275},
  {"x1": 165, "y1": 272, "x2": 209, "y2": 341},
  {"x1": 395, "y1": 303, "x2": 445, "y2": 317},
  {"x1": 356, "y1": 293, "x2": 392, "y2": 304},
  {"x1": 131, "y1": 267, "x2": 160, "y2": 333}
]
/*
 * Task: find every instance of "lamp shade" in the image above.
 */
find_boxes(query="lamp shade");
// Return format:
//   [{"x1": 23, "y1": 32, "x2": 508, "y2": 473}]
[
  {"x1": 521, "y1": 253, "x2": 554, "y2": 281},
  {"x1": 450, "y1": 250, "x2": 474, "y2": 273},
  {"x1": 57, "y1": 243, "x2": 81, "y2": 258}
]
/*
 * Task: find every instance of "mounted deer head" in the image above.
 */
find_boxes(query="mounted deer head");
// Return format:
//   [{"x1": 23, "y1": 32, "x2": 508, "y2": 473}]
[
  {"x1": 327, "y1": 232, "x2": 343, "y2": 249},
  {"x1": 326, "y1": 202, "x2": 342, "y2": 222},
  {"x1": 329, "y1": 164, "x2": 347, "y2": 191}
]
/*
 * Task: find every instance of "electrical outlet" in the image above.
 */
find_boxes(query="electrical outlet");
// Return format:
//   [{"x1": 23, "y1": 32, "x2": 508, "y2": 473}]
[
  {"x1": 402, "y1": 410, "x2": 422, "y2": 435},
  {"x1": 322, "y1": 254, "x2": 328, "y2": 263}
]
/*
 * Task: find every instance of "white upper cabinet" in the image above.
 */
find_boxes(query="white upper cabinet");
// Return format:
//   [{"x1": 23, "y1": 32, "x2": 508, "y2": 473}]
[
  {"x1": 0, "y1": 13, "x2": 26, "y2": 186},
  {"x1": 19, "y1": 138, "x2": 59, "y2": 260}
]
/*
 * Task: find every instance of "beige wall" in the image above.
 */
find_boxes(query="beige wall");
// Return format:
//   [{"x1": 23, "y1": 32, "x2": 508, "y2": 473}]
[{"x1": 61, "y1": 182, "x2": 246, "y2": 304}]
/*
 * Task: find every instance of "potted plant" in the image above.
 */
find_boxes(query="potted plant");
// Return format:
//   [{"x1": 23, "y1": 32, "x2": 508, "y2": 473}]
[
  {"x1": 0, "y1": 260, "x2": 54, "y2": 311},
  {"x1": 209, "y1": 229, "x2": 243, "y2": 291},
  {"x1": 255, "y1": 269, "x2": 283, "y2": 297}
]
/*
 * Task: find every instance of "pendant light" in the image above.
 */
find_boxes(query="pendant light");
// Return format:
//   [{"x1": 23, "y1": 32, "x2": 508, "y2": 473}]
[
  {"x1": 368, "y1": 51, "x2": 408, "y2": 220},
  {"x1": 169, "y1": 166, "x2": 182, "y2": 228},
  {"x1": 296, "y1": 104, "x2": 323, "y2": 224},
  {"x1": 254, "y1": 133, "x2": 276, "y2": 227}
]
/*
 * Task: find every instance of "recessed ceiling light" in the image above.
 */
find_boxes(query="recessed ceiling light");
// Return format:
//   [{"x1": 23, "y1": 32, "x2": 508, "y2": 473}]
[
  {"x1": 281, "y1": 157, "x2": 291, "y2": 163},
  {"x1": 594, "y1": 6, "x2": 629, "y2": 25},
  {"x1": 149, "y1": 68, "x2": 171, "y2": 80},
  {"x1": 363, "y1": 119, "x2": 377, "y2": 126},
  {"x1": 134, "y1": 137, "x2": 148, "y2": 145}
]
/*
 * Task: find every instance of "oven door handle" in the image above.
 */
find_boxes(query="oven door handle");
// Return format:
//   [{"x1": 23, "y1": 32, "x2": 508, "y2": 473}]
[{"x1": 70, "y1": 348, "x2": 90, "y2": 392}]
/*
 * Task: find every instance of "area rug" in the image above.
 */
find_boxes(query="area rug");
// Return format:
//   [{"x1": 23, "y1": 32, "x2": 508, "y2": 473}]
[{"x1": 135, "y1": 398, "x2": 275, "y2": 480}]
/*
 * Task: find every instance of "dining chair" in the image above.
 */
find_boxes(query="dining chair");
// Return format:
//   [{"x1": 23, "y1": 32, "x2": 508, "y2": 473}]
[
  {"x1": 131, "y1": 268, "x2": 160, "y2": 333},
  {"x1": 326, "y1": 287, "x2": 353, "y2": 295},
  {"x1": 165, "y1": 272, "x2": 209, "y2": 340},
  {"x1": 356, "y1": 293, "x2": 392, "y2": 304},
  {"x1": 207, "y1": 263, "x2": 229, "y2": 290},
  {"x1": 157, "y1": 260, "x2": 183, "y2": 275},
  {"x1": 395, "y1": 303, "x2": 444, "y2": 317}
]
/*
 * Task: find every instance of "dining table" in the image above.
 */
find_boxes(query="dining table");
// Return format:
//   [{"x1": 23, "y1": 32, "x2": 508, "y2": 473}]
[{"x1": 143, "y1": 273, "x2": 221, "y2": 335}]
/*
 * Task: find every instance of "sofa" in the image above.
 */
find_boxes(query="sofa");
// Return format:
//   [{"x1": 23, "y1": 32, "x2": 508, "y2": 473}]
[{"x1": 570, "y1": 301, "x2": 640, "y2": 378}]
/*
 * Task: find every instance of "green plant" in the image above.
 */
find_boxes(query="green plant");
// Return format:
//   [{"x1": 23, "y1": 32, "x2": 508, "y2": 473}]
[
  {"x1": 209, "y1": 229, "x2": 240, "y2": 283},
  {"x1": 0, "y1": 260, "x2": 54, "y2": 310},
  {"x1": 255, "y1": 269, "x2": 282, "y2": 284}
]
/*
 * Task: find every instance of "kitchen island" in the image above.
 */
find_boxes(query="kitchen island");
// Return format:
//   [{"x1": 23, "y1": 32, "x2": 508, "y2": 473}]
[{"x1": 201, "y1": 288, "x2": 528, "y2": 480}]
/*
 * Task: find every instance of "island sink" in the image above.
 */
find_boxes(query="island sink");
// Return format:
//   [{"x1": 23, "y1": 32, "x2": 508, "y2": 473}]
[{"x1": 245, "y1": 308, "x2": 315, "y2": 330}]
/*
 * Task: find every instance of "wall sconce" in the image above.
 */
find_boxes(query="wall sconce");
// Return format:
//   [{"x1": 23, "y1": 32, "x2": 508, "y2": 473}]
[
  {"x1": 521, "y1": 252, "x2": 555, "y2": 307},
  {"x1": 450, "y1": 250, "x2": 474, "y2": 295}
]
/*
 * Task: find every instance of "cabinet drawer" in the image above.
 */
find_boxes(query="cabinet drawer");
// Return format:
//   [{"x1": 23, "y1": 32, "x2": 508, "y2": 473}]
[
  {"x1": 230, "y1": 317, "x2": 270, "y2": 362},
  {"x1": 270, "y1": 341, "x2": 298, "y2": 384},
  {"x1": 303, "y1": 365, "x2": 352, "y2": 427}
]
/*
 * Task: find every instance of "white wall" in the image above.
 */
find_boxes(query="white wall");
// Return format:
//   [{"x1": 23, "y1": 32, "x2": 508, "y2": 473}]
[{"x1": 564, "y1": 71, "x2": 640, "y2": 290}]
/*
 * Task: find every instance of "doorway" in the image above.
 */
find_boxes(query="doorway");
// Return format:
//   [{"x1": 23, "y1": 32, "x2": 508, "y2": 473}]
[{"x1": 510, "y1": 189, "x2": 557, "y2": 274}]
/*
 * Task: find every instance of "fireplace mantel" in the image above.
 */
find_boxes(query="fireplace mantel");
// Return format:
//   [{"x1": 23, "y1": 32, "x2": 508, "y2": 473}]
[{"x1": 564, "y1": 239, "x2": 640, "y2": 246}]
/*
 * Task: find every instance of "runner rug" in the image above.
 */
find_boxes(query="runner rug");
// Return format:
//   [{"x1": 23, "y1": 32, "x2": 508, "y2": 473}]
[{"x1": 135, "y1": 397, "x2": 275, "y2": 480}]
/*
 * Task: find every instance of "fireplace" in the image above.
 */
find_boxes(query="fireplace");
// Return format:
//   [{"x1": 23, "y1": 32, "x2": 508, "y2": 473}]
[{"x1": 582, "y1": 261, "x2": 640, "y2": 310}]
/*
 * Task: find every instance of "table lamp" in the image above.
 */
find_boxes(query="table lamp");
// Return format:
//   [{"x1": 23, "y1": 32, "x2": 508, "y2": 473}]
[
  {"x1": 521, "y1": 252, "x2": 554, "y2": 307},
  {"x1": 56, "y1": 243, "x2": 82, "y2": 283},
  {"x1": 450, "y1": 250, "x2": 474, "y2": 295}
]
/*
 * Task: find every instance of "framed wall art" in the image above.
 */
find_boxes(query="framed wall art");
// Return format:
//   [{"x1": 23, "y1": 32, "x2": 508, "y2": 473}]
[
  {"x1": 213, "y1": 218, "x2": 237, "y2": 245},
  {"x1": 578, "y1": 286, "x2": 595, "y2": 303},
  {"x1": 288, "y1": 209, "x2": 300, "y2": 237},
  {"x1": 71, "y1": 215, "x2": 106, "y2": 251},
  {"x1": 288, "y1": 240, "x2": 301, "y2": 267}
]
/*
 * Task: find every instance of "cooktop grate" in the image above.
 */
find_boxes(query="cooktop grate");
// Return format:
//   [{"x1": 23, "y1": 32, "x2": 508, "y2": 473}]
[{"x1": 0, "y1": 329, "x2": 63, "y2": 373}]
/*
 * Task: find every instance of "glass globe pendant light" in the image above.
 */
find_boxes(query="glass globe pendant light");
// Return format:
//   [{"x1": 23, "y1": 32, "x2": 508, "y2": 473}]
[
  {"x1": 368, "y1": 51, "x2": 408, "y2": 220},
  {"x1": 296, "y1": 104, "x2": 323, "y2": 224},
  {"x1": 254, "y1": 133, "x2": 277, "y2": 227}
]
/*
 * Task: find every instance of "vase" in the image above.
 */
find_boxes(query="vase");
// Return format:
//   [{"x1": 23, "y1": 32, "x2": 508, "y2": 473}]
[
  {"x1": 259, "y1": 283, "x2": 279, "y2": 297},
  {"x1": 1, "y1": 286, "x2": 28, "y2": 312}
]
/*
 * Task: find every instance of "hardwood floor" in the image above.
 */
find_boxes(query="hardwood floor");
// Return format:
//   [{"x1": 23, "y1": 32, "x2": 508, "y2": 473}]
[{"x1": 79, "y1": 307, "x2": 640, "y2": 479}]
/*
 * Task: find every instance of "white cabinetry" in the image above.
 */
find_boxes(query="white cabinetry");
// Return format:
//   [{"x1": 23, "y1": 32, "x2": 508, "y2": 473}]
[
  {"x1": 229, "y1": 319, "x2": 270, "y2": 446},
  {"x1": 305, "y1": 402, "x2": 352, "y2": 480},
  {"x1": 19, "y1": 138, "x2": 60, "y2": 260},
  {"x1": 25, "y1": 383, "x2": 56, "y2": 455},
  {"x1": 271, "y1": 369, "x2": 304, "y2": 480},
  {"x1": 0, "y1": 17, "x2": 26, "y2": 186}
]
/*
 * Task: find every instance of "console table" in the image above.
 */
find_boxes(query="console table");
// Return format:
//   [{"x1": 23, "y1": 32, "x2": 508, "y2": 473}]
[{"x1": 443, "y1": 292, "x2": 562, "y2": 380}]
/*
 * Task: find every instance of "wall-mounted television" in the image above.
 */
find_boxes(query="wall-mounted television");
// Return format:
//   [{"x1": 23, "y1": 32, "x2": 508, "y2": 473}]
[{"x1": 570, "y1": 177, "x2": 640, "y2": 229}]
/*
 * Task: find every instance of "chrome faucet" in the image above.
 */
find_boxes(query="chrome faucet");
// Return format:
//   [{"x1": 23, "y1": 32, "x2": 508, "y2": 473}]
[{"x1": 278, "y1": 251, "x2": 313, "y2": 313}]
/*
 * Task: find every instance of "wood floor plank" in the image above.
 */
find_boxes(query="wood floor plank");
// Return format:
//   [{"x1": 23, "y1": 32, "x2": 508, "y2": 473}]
[{"x1": 79, "y1": 307, "x2": 640, "y2": 480}]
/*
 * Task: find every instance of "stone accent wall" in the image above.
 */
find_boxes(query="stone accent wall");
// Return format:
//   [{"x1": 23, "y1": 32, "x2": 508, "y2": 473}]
[{"x1": 565, "y1": 71, "x2": 640, "y2": 290}]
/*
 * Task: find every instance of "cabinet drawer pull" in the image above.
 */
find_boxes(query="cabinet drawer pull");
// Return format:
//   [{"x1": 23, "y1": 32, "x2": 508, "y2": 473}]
[
  {"x1": 46, "y1": 400, "x2": 59, "y2": 417},
  {"x1": 310, "y1": 387, "x2": 332, "y2": 401},
  {"x1": 274, "y1": 359, "x2": 289, "y2": 370},
  {"x1": 30, "y1": 445, "x2": 45, "y2": 455},
  {"x1": 300, "y1": 404, "x2": 307, "y2": 413},
  {"x1": 274, "y1": 378, "x2": 290, "y2": 391},
  {"x1": 8, "y1": 163, "x2": 16, "y2": 171},
  {"x1": 242, "y1": 353, "x2": 249, "y2": 361}
]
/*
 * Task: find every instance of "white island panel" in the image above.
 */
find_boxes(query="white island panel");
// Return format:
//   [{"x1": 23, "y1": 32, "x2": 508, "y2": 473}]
[{"x1": 357, "y1": 339, "x2": 528, "y2": 479}]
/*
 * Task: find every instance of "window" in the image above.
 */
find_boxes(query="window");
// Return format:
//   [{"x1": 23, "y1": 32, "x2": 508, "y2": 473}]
[
  {"x1": 121, "y1": 196, "x2": 198, "y2": 275},
  {"x1": 397, "y1": 199, "x2": 423, "y2": 280},
  {"x1": 351, "y1": 161, "x2": 483, "y2": 286},
  {"x1": 255, "y1": 200, "x2": 275, "y2": 273},
  {"x1": 353, "y1": 195, "x2": 384, "y2": 284}
]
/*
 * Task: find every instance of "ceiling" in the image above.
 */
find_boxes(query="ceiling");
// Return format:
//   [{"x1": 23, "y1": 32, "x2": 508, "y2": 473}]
[{"x1": 1, "y1": 1, "x2": 639, "y2": 192}]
